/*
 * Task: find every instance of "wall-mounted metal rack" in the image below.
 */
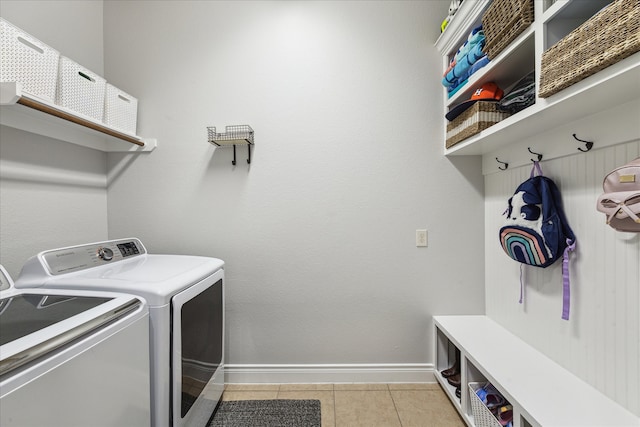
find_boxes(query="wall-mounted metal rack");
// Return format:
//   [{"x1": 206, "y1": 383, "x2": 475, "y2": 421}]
[{"x1": 207, "y1": 125, "x2": 254, "y2": 165}]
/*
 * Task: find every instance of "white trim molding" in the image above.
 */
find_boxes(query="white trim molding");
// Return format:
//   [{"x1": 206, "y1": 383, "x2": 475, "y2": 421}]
[{"x1": 224, "y1": 363, "x2": 436, "y2": 384}]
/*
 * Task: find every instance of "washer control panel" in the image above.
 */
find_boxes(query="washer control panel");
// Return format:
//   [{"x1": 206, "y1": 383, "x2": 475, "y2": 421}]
[{"x1": 41, "y1": 238, "x2": 147, "y2": 275}]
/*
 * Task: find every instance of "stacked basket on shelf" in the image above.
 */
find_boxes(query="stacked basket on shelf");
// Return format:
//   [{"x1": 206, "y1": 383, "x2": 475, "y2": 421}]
[
  {"x1": 0, "y1": 17, "x2": 138, "y2": 136},
  {"x1": 481, "y1": 0, "x2": 534, "y2": 60}
]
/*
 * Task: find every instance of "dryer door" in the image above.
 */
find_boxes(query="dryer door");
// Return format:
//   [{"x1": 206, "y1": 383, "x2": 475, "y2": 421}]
[{"x1": 170, "y1": 268, "x2": 224, "y2": 427}]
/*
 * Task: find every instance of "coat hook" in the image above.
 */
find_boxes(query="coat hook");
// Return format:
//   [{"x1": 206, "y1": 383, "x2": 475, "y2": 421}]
[
  {"x1": 496, "y1": 157, "x2": 509, "y2": 171},
  {"x1": 573, "y1": 133, "x2": 594, "y2": 152},
  {"x1": 528, "y1": 147, "x2": 543, "y2": 162}
]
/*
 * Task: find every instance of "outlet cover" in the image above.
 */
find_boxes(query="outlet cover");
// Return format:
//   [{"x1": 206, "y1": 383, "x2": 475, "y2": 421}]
[{"x1": 416, "y1": 229, "x2": 428, "y2": 247}]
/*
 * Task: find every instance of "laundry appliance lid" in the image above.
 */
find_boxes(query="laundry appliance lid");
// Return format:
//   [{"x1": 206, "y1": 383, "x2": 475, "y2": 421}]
[
  {"x1": 0, "y1": 265, "x2": 144, "y2": 376},
  {"x1": 15, "y1": 238, "x2": 225, "y2": 306}
]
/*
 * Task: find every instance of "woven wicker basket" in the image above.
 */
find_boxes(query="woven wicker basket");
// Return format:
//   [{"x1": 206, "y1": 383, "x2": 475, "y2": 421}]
[
  {"x1": 539, "y1": 0, "x2": 640, "y2": 98},
  {"x1": 446, "y1": 101, "x2": 511, "y2": 148},
  {"x1": 482, "y1": 0, "x2": 534, "y2": 60}
]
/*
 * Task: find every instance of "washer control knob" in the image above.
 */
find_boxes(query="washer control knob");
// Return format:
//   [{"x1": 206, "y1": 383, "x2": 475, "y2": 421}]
[{"x1": 98, "y1": 247, "x2": 114, "y2": 261}]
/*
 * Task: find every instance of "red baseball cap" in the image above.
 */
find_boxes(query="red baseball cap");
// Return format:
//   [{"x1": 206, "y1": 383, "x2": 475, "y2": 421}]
[{"x1": 446, "y1": 82, "x2": 504, "y2": 121}]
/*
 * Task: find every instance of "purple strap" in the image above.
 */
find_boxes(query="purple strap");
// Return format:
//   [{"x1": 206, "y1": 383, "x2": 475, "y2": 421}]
[
  {"x1": 514, "y1": 168, "x2": 535, "y2": 308},
  {"x1": 530, "y1": 161, "x2": 543, "y2": 178},
  {"x1": 561, "y1": 238, "x2": 577, "y2": 320},
  {"x1": 519, "y1": 264, "x2": 524, "y2": 304}
]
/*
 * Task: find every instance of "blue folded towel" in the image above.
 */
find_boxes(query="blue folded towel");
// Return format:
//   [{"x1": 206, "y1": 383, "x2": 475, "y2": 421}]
[
  {"x1": 443, "y1": 41, "x2": 485, "y2": 87},
  {"x1": 455, "y1": 28, "x2": 485, "y2": 62}
]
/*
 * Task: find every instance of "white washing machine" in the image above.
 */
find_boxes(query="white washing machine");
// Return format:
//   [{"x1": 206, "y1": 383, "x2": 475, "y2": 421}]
[
  {"x1": 0, "y1": 264, "x2": 150, "y2": 426},
  {"x1": 16, "y1": 238, "x2": 225, "y2": 427}
]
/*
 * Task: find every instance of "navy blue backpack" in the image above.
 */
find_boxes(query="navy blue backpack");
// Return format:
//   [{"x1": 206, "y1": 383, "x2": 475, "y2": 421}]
[{"x1": 499, "y1": 162, "x2": 576, "y2": 320}]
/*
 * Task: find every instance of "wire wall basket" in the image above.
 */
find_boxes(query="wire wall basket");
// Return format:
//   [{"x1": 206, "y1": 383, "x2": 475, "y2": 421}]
[
  {"x1": 207, "y1": 125, "x2": 254, "y2": 165},
  {"x1": 207, "y1": 125, "x2": 254, "y2": 146}
]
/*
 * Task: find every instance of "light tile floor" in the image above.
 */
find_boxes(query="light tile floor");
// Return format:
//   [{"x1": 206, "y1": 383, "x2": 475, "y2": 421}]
[{"x1": 222, "y1": 383, "x2": 466, "y2": 427}]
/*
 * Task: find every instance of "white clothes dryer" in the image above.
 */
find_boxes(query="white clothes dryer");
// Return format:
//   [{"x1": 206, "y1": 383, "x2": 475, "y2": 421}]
[
  {"x1": 0, "y1": 265, "x2": 150, "y2": 426},
  {"x1": 16, "y1": 238, "x2": 225, "y2": 427}
]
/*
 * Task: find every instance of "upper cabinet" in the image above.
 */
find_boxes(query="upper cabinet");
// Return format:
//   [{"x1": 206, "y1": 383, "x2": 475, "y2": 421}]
[{"x1": 435, "y1": 0, "x2": 640, "y2": 161}]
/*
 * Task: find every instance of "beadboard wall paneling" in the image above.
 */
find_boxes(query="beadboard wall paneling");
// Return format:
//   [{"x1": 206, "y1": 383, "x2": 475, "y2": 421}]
[{"x1": 485, "y1": 140, "x2": 640, "y2": 416}]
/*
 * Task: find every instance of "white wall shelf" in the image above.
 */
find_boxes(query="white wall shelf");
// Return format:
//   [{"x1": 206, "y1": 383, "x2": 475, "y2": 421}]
[
  {"x1": 445, "y1": 52, "x2": 640, "y2": 157},
  {"x1": 434, "y1": 315, "x2": 640, "y2": 427},
  {"x1": 437, "y1": 0, "x2": 639, "y2": 168},
  {"x1": 0, "y1": 82, "x2": 156, "y2": 153}
]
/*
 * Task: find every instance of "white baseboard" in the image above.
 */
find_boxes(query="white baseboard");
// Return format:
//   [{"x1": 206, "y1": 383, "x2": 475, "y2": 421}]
[{"x1": 224, "y1": 363, "x2": 436, "y2": 384}]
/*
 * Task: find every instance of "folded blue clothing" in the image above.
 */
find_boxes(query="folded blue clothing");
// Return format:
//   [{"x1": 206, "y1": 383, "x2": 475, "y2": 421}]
[
  {"x1": 446, "y1": 55, "x2": 490, "y2": 90},
  {"x1": 447, "y1": 78, "x2": 469, "y2": 98},
  {"x1": 442, "y1": 25, "x2": 485, "y2": 90},
  {"x1": 456, "y1": 29, "x2": 485, "y2": 62},
  {"x1": 469, "y1": 55, "x2": 490, "y2": 74},
  {"x1": 456, "y1": 25, "x2": 484, "y2": 56},
  {"x1": 442, "y1": 41, "x2": 485, "y2": 86}
]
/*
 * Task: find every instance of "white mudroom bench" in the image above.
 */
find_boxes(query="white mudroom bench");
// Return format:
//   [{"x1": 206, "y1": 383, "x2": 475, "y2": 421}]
[{"x1": 434, "y1": 315, "x2": 639, "y2": 427}]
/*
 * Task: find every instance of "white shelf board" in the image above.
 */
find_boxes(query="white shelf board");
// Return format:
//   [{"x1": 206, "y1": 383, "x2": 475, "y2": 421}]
[
  {"x1": 0, "y1": 82, "x2": 156, "y2": 153},
  {"x1": 211, "y1": 138, "x2": 253, "y2": 146},
  {"x1": 444, "y1": 51, "x2": 640, "y2": 156},
  {"x1": 434, "y1": 315, "x2": 640, "y2": 427}
]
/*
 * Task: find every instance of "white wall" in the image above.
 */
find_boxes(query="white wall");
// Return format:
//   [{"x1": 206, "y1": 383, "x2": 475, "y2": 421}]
[
  {"x1": 0, "y1": 1, "x2": 107, "y2": 278},
  {"x1": 103, "y1": 0, "x2": 486, "y2": 379},
  {"x1": 485, "y1": 141, "x2": 640, "y2": 415}
]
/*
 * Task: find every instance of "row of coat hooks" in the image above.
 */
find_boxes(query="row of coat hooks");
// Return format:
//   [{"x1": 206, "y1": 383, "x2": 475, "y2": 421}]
[{"x1": 495, "y1": 134, "x2": 594, "y2": 171}]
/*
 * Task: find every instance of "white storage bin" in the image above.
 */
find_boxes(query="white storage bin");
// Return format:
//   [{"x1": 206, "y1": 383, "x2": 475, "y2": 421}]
[
  {"x1": 103, "y1": 84, "x2": 138, "y2": 135},
  {"x1": 468, "y1": 382, "x2": 505, "y2": 427},
  {"x1": 0, "y1": 18, "x2": 60, "y2": 103},
  {"x1": 56, "y1": 56, "x2": 106, "y2": 122}
]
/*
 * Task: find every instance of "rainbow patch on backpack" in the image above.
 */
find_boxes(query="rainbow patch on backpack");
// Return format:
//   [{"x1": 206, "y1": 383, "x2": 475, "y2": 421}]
[{"x1": 500, "y1": 226, "x2": 548, "y2": 266}]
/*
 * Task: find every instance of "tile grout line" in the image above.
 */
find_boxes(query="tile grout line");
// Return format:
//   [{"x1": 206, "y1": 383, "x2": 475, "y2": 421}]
[
  {"x1": 386, "y1": 385, "x2": 405, "y2": 427},
  {"x1": 331, "y1": 385, "x2": 337, "y2": 427}
]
